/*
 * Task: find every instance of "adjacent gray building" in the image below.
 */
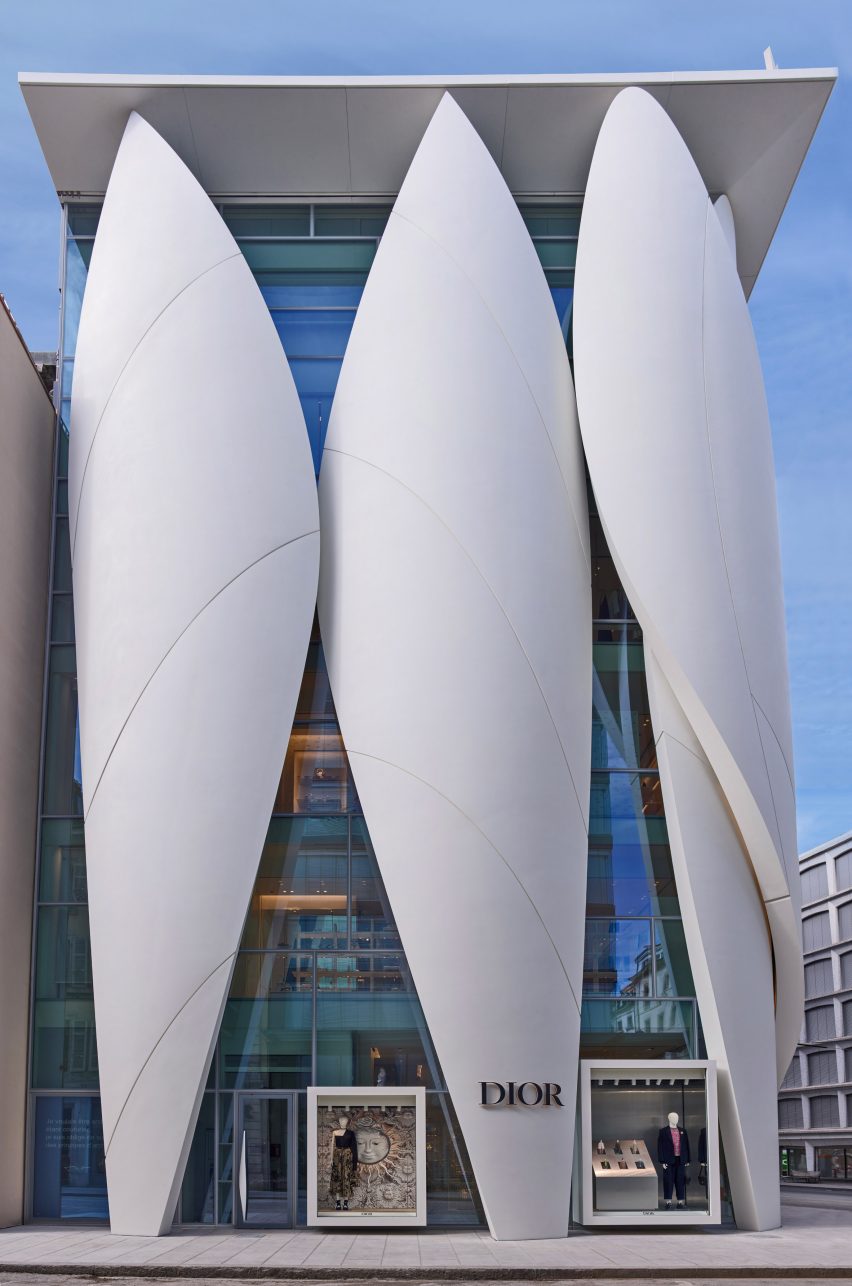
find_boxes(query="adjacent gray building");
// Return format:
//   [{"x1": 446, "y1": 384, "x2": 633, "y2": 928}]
[{"x1": 779, "y1": 832, "x2": 852, "y2": 1180}]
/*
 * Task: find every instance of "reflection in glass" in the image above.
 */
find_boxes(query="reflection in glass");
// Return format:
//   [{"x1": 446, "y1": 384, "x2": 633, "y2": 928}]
[
  {"x1": 655, "y1": 919, "x2": 696, "y2": 997},
  {"x1": 351, "y1": 817, "x2": 399, "y2": 948},
  {"x1": 220, "y1": 955, "x2": 312, "y2": 1090},
  {"x1": 181, "y1": 1093, "x2": 215, "y2": 1223},
  {"x1": 39, "y1": 818, "x2": 87, "y2": 902},
  {"x1": 425, "y1": 1093, "x2": 483, "y2": 1225},
  {"x1": 593, "y1": 643, "x2": 657, "y2": 770},
  {"x1": 51, "y1": 595, "x2": 76, "y2": 643},
  {"x1": 580, "y1": 997, "x2": 695, "y2": 1059},
  {"x1": 53, "y1": 519, "x2": 72, "y2": 592},
  {"x1": 43, "y1": 646, "x2": 83, "y2": 816},
  {"x1": 316, "y1": 955, "x2": 440, "y2": 1088},
  {"x1": 274, "y1": 730, "x2": 352, "y2": 814},
  {"x1": 313, "y1": 205, "x2": 391, "y2": 236},
  {"x1": 586, "y1": 831, "x2": 678, "y2": 918},
  {"x1": 241, "y1": 817, "x2": 348, "y2": 950},
  {"x1": 32, "y1": 1095, "x2": 107, "y2": 1219},
  {"x1": 294, "y1": 641, "x2": 336, "y2": 722},
  {"x1": 32, "y1": 999, "x2": 98, "y2": 1089},
  {"x1": 35, "y1": 907, "x2": 92, "y2": 998},
  {"x1": 583, "y1": 919, "x2": 653, "y2": 996},
  {"x1": 62, "y1": 239, "x2": 92, "y2": 358},
  {"x1": 222, "y1": 206, "x2": 310, "y2": 236}
]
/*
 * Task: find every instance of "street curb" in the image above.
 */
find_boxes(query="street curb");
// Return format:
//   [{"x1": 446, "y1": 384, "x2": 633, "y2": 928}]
[{"x1": 2, "y1": 1267, "x2": 852, "y2": 1280}]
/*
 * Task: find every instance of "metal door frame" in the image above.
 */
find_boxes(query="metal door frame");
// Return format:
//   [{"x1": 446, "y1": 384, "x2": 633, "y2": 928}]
[{"x1": 235, "y1": 1090, "x2": 298, "y2": 1229}]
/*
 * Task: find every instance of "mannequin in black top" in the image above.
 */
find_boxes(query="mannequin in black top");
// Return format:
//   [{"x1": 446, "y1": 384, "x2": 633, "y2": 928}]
[
  {"x1": 329, "y1": 1115, "x2": 358, "y2": 1210},
  {"x1": 656, "y1": 1111, "x2": 690, "y2": 1208}
]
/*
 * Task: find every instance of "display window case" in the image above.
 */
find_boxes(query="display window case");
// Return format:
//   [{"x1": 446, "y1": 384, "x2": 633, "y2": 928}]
[
  {"x1": 577, "y1": 1059, "x2": 719, "y2": 1226},
  {"x1": 307, "y1": 1087, "x2": 426, "y2": 1227}
]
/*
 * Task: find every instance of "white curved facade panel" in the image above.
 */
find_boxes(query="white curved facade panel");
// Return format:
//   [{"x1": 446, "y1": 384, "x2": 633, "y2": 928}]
[
  {"x1": 70, "y1": 113, "x2": 319, "y2": 1234},
  {"x1": 573, "y1": 87, "x2": 802, "y2": 1228},
  {"x1": 645, "y1": 654, "x2": 781, "y2": 1231},
  {"x1": 318, "y1": 94, "x2": 591, "y2": 1240}
]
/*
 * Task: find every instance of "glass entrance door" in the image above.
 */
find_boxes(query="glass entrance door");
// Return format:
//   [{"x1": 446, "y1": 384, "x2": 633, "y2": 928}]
[{"x1": 237, "y1": 1093, "x2": 294, "y2": 1227}]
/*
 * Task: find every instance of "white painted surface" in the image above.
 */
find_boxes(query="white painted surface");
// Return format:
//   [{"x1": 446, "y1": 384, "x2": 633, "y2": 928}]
[
  {"x1": 573, "y1": 86, "x2": 801, "y2": 1230},
  {"x1": 319, "y1": 94, "x2": 591, "y2": 1241},
  {"x1": 70, "y1": 113, "x2": 319, "y2": 1235},
  {"x1": 646, "y1": 656, "x2": 780, "y2": 1231},
  {"x1": 21, "y1": 69, "x2": 835, "y2": 298}
]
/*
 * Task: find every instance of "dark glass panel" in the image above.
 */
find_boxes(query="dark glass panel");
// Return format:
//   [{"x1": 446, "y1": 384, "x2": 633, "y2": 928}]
[
  {"x1": 218, "y1": 1093, "x2": 235, "y2": 1224},
  {"x1": 35, "y1": 907, "x2": 92, "y2": 998},
  {"x1": 53, "y1": 518, "x2": 72, "y2": 592},
  {"x1": 314, "y1": 205, "x2": 391, "y2": 236},
  {"x1": 583, "y1": 918, "x2": 653, "y2": 996},
  {"x1": 594, "y1": 621, "x2": 643, "y2": 645},
  {"x1": 592, "y1": 554, "x2": 635, "y2": 621},
  {"x1": 31, "y1": 1095, "x2": 107, "y2": 1219},
  {"x1": 219, "y1": 954, "x2": 312, "y2": 1090},
  {"x1": 43, "y1": 646, "x2": 83, "y2": 816},
  {"x1": 533, "y1": 239, "x2": 577, "y2": 270},
  {"x1": 586, "y1": 833, "x2": 678, "y2": 918},
  {"x1": 51, "y1": 595, "x2": 76, "y2": 643},
  {"x1": 274, "y1": 728, "x2": 353, "y2": 814},
  {"x1": 654, "y1": 919, "x2": 696, "y2": 998},
  {"x1": 32, "y1": 1000, "x2": 98, "y2": 1088},
  {"x1": 580, "y1": 997, "x2": 694, "y2": 1059},
  {"x1": 294, "y1": 641, "x2": 336, "y2": 723},
  {"x1": 240, "y1": 239, "x2": 376, "y2": 284},
  {"x1": 315, "y1": 955, "x2": 440, "y2": 1087},
  {"x1": 66, "y1": 204, "x2": 102, "y2": 235},
  {"x1": 518, "y1": 204, "x2": 581, "y2": 236},
  {"x1": 222, "y1": 205, "x2": 310, "y2": 236},
  {"x1": 351, "y1": 816, "x2": 399, "y2": 948},
  {"x1": 39, "y1": 818, "x2": 87, "y2": 902},
  {"x1": 181, "y1": 1093, "x2": 216, "y2": 1223},
  {"x1": 425, "y1": 1093, "x2": 484, "y2": 1225},
  {"x1": 58, "y1": 424, "x2": 70, "y2": 476},
  {"x1": 57, "y1": 479, "x2": 69, "y2": 515},
  {"x1": 240, "y1": 816, "x2": 348, "y2": 951}
]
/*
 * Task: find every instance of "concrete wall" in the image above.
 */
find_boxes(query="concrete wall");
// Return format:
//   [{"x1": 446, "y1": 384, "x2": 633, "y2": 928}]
[{"x1": 0, "y1": 296, "x2": 55, "y2": 1227}]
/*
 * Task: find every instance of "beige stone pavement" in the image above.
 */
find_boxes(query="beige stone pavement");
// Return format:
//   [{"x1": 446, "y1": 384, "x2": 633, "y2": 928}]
[{"x1": 0, "y1": 1194, "x2": 851, "y2": 1278}]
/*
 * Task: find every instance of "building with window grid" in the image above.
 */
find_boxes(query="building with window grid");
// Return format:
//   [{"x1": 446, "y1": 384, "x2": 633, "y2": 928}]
[{"x1": 779, "y1": 833, "x2": 852, "y2": 1180}]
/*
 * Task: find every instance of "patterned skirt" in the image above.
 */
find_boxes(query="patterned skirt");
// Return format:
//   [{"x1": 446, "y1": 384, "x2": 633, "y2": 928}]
[{"x1": 329, "y1": 1147, "x2": 355, "y2": 1200}]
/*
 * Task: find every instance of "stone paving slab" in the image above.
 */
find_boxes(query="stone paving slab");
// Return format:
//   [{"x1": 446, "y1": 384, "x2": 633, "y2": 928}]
[{"x1": 2, "y1": 1198, "x2": 852, "y2": 1280}]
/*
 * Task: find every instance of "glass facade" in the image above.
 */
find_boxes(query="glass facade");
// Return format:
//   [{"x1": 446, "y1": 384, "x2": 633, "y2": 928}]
[
  {"x1": 30, "y1": 193, "x2": 701, "y2": 1225},
  {"x1": 580, "y1": 505, "x2": 699, "y2": 1059}
]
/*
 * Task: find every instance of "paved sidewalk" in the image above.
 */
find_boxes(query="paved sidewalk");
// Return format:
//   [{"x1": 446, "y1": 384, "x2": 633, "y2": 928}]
[{"x1": 1, "y1": 1197, "x2": 851, "y2": 1279}]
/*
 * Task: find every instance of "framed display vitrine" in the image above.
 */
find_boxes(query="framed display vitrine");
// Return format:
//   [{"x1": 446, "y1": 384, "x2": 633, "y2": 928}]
[
  {"x1": 576, "y1": 1060, "x2": 720, "y2": 1226},
  {"x1": 307, "y1": 1087, "x2": 427, "y2": 1227}
]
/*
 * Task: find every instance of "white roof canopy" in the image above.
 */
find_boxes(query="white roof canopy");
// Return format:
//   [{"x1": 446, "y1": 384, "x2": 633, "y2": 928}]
[{"x1": 19, "y1": 69, "x2": 836, "y2": 295}]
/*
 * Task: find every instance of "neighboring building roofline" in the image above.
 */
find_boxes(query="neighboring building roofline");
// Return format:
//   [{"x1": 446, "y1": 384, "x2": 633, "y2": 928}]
[
  {"x1": 801, "y1": 830, "x2": 852, "y2": 863},
  {"x1": 0, "y1": 293, "x2": 56, "y2": 407}
]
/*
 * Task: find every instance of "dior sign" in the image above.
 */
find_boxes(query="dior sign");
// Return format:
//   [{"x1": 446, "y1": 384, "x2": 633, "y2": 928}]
[{"x1": 480, "y1": 1082, "x2": 564, "y2": 1107}]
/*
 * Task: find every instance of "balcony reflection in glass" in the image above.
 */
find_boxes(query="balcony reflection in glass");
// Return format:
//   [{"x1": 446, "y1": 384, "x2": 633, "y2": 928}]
[
  {"x1": 351, "y1": 817, "x2": 399, "y2": 948},
  {"x1": 220, "y1": 954, "x2": 312, "y2": 1090},
  {"x1": 316, "y1": 955, "x2": 439, "y2": 1088},
  {"x1": 274, "y1": 730, "x2": 353, "y2": 814},
  {"x1": 241, "y1": 817, "x2": 348, "y2": 951}
]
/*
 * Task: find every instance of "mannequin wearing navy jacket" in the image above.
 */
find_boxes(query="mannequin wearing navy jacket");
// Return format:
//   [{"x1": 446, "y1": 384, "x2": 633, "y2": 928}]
[{"x1": 657, "y1": 1112, "x2": 690, "y2": 1207}]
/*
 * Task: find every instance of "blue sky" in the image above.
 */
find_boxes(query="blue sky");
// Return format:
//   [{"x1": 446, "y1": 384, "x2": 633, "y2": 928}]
[{"x1": 1, "y1": 0, "x2": 849, "y2": 853}]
